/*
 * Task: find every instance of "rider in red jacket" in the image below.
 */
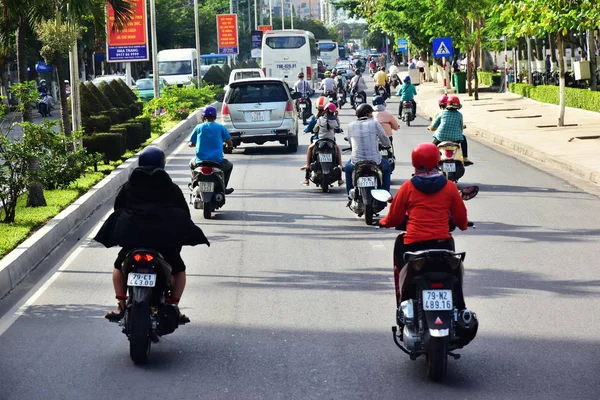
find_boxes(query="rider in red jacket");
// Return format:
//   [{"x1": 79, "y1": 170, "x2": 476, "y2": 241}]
[{"x1": 379, "y1": 143, "x2": 469, "y2": 305}]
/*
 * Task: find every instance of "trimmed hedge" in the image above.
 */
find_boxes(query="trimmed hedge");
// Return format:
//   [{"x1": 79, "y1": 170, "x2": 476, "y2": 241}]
[
  {"x1": 477, "y1": 72, "x2": 502, "y2": 87},
  {"x1": 113, "y1": 122, "x2": 144, "y2": 150},
  {"x1": 98, "y1": 81, "x2": 127, "y2": 108},
  {"x1": 115, "y1": 107, "x2": 131, "y2": 123},
  {"x1": 509, "y1": 83, "x2": 600, "y2": 113},
  {"x1": 86, "y1": 82, "x2": 113, "y2": 110},
  {"x1": 79, "y1": 82, "x2": 104, "y2": 119},
  {"x1": 135, "y1": 116, "x2": 152, "y2": 140},
  {"x1": 203, "y1": 65, "x2": 227, "y2": 86},
  {"x1": 110, "y1": 80, "x2": 134, "y2": 106},
  {"x1": 83, "y1": 115, "x2": 112, "y2": 135},
  {"x1": 83, "y1": 133, "x2": 125, "y2": 162},
  {"x1": 117, "y1": 78, "x2": 138, "y2": 103}
]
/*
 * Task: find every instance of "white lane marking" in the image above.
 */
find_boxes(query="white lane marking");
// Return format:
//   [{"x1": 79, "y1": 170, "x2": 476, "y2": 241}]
[
  {"x1": 370, "y1": 241, "x2": 387, "y2": 251},
  {"x1": 0, "y1": 143, "x2": 188, "y2": 337}
]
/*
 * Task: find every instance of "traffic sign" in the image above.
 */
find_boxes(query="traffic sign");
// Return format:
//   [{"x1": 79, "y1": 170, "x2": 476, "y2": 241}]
[
  {"x1": 432, "y1": 37, "x2": 453, "y2": 58},
  {"x1": 397, "y1": 38, "x2": 408, "y2": 50}
]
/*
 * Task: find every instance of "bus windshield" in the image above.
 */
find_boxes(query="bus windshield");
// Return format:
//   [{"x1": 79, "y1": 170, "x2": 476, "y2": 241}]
[
  {"x1": 158, "y1": 61, "x2": 192, "y2": 75},
  {"x1": 201, "y1": 56, "x2": 227, "y2": 66},
  {"x1": 318, "y1": 43, "x2": 337, "y2": 52}
]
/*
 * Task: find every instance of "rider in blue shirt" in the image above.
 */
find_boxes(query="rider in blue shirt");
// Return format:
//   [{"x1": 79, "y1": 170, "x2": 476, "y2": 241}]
[{"x1": 188, "y1": 106, "x2": 235, "y2": 194}]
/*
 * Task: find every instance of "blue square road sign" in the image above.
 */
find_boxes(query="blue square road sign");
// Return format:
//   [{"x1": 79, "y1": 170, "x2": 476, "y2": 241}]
[{"x1": 432, "y1": 37, "x2": 453, "y2": 58}]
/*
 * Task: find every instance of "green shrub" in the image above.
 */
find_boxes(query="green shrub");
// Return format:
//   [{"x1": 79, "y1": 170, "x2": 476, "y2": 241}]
[
  {"x1": 98, "y1": 81, "x2": 126, "y2": 108},
  {"x1": 509, "y1": 83, "x2": 600, "y2": 113},
  {"x1": 134, "y1": 116, "x2": 151, "y2": 140},
  {"x1": 79, "y1": 82, "x2": 105, "y2": 119},
  {"x1": 246, "y1": 60, "x2": 259, "y2": 68},
  {"x1": 101, "y1": 109, "x2": 119, "y2": 124},
  {"x1": 83, "y1": 133, "x2": 125, "y2": 162},
  {"x1": 113, "y1": 122, "x2": 144, "y2": 150},
  {"x1": 117, "y1": 78, "x2": 138, "y2": 103},
  {"x1": 222, "y1": 63, "x2": 232, "y2": 80},
  {"x1": 82, "y1": 115, "x2": 112, "y2": 135},
  {"x1": 86, "y1": 82, "x2": 113, "y2": 110},
  {"x1": 128, "y1": 103, "x2": 141, "y2": 118},
  {"x1": 115, "y1": 107, "x2": 131, "y2": 123},
  {"x1": 203, "y1": 65, "x2": 227, "y2": 86},
  {"x1": 110, "y1": 79, "x2": 134, "y2": 106},
  {"x1": 477, "y1": 72, "x2": 502, "y2": 86}
]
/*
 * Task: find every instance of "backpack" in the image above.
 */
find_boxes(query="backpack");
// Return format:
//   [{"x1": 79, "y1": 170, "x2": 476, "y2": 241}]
[{"x1": 336, "y1": 77, "x2": 344, "y2": 89}]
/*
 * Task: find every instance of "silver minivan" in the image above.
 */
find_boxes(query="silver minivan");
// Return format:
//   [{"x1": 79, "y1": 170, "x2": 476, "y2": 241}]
[{"x1": 221, "y1": 78, "x2": 299, "y2": 152}]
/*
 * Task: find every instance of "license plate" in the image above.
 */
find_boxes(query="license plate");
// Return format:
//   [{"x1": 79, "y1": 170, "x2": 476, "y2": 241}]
[
  {"x1": 442, "y1": 163, "x2": 456, "y2": 173},
  {"x1": 198, "y1": 181, "x2": 215, "y2": 192},
  {"x1": 356, "y1": 98, "x2": 363, "y2": 103},
  {"x1": 357, "y1": 176, "x2": 376, "y2": 187},
  {"x1": 251, "y1": 112, "x2": 264, "y2": 122},
  {"x1": 422, "y1": 290, "x2": 453, "y2": 311},
  {"x1": 319, "y1": 153, "x2": 333, "y2": 162},
  {"x1": 127, "y1": 273, "x2": 156, "y2": 288},
  {"x1": 300, "y1": 103, "x2": 306, "y2": 109}
]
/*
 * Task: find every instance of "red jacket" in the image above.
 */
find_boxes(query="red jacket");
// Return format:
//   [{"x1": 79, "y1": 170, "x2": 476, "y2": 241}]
[{"x1": 380, "y1": 175, "x2": 468, "y2": 244}]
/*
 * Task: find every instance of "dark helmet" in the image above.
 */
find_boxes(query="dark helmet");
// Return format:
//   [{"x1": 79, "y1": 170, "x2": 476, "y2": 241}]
[
  {"x1": 202, "y1": 105, "x2": 218, "y2": 118},
  {"x1": 379, "y1": 66, "x2": 385, "y2": 71},
  {"x1": 139, "y1": 145, "x2": 166, "y2": 169},
  {"x1": 403, "y1": 76, "x2": 411, "y2": 83},
  {"x1": 356, "y1": 104, "x2": 373, "y2": 118},
  {"x1": 372, "y1": 95, "x2": 385, "y2": 106}
]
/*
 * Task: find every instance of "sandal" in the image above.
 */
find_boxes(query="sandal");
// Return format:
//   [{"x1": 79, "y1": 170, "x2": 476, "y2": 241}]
[
  {"x1": 105, "y1": 303, "x2": 125, "y2": 322},
  {"x1": 301, "y1": 180, "x2": 309, "y2": 186},
  {"x1": 338, "y1": 179, "x2": 345, "y2": 186}
]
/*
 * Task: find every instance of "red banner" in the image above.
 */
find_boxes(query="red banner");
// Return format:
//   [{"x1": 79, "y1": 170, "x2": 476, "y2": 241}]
[
  {"x1": 258, "y1": 25, "x2": 272, "y2": 32},
  {"x1": 106, "y1": 0, "x2": 148, "y2": 62},
  {"x1": 217, "y1": 14, "x2": 239, "y2": 55}
]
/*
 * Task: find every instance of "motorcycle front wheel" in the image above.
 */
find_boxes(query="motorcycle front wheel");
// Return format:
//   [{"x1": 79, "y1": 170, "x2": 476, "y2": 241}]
[
  {"x1": 128, "y1": 301, "x2": 152, "y2": 365},
  {"x1": 426, "y1": 336, "x2": 448, "y2": 382}
]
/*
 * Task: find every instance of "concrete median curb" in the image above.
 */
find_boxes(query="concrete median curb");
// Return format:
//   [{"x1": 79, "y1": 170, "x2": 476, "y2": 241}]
[
  {"x1": 0, "y1": 107, "x2": 206, "y2": 300},
  {"x1": 415, "y1": 98, "x2": 600, "y2": 187}
]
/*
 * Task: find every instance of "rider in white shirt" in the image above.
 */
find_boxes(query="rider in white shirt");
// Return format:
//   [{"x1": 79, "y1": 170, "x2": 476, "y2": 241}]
[
  {"x1": 319, "y1": 71, "x2": 335, "y2": 94},
  {"x1": 294, "y1": 72, "x2": 312, "y2": 114},
  {"x1": 349, "y1": 71, "x2": 367, "y2": 108}
]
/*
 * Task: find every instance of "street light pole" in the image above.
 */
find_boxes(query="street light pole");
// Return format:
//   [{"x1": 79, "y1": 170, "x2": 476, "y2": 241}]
[
  {"x1": 281, "y1": 0, "x2": 285, "y2": 29},
  {"x1": 269, "y1": 0, "x2": 272, "y2": 27},
  {"x1": 150, "y1": 0, "x2": 159, "y2": 99},
  {"x1": 194, "y1": 0, "x2": 202, "y2": 87},
  {"x1": 254, "y1": 0, "x2": 258, "y2": 29}
]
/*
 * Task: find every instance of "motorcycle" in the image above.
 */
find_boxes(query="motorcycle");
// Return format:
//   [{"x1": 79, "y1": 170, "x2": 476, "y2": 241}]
[
  {"x1": 296, "y1": 97, "x2": 311, "y2": 125},
  {"x1": 380, "y1": 143, "x2": 396, "y2": 173},
  {"x1": 389, "y1": 187, "x2": 479, "y2": 381},
  {"x1": 401, "y1": 101, "x2": 415, "y2": 126},
  {"x1": 309, "y1": 138, "x2": 343, "y2": 193},
  {"x1": 115, "y1": 249, "x2": 183, "y2": 364},
  {"x1": 352, "y1": 90, "x2": 366, "y2": 109},
  {"x1": 325, "y1": 90, "x2": 337, "y2": 107},
  {"x1": 437, "y1": 141, "x2": 465, "y2": 182},
  {"x1": 347, "y1": 159, "x2": 392, "y2": 225},
  {"x1": 189, "y1": 161, "x2": 226, "y2": 219},
  {"x1": 337, "y1": 87, "x2": 346, "y2": 108},
  {"x1": 376, "y1": 85, "x2": 388, "y2": 100},
  {"x1": 369, "y1": 66, "x2": 376, "y2": 77}
]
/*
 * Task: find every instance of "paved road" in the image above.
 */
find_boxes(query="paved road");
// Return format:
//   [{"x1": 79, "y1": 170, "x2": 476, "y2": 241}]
[{"x1": 1, "y1": 75, "x2": 600, "y2": 400}]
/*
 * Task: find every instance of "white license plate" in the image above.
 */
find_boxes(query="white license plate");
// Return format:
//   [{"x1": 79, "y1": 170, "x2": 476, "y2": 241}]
[
  {"x1": 356, "y1": 97, "x2": 363, "y2": 103},
  {"x1": 198, "y1": 181, "x2": 215, "y2": 192},
  {"x1": 319, "y1": 153, "x2": 333, "y2": 162},
  {"x1": 442, "y1": 163, "x2": 456, "y2": 173},
  {"x1": 300, "y1": 103, "x2": 306, "y2": 109},
  {"x1": 357, "y1": 176, "x2": 376, "y2": 187},
  {"x1": 422, "y1": 290, "x2": 453, "y2": 310},
  {"x1": 127, "y1": 273, "x2": 156, "y2": 288},
  {"x1": 251, "y1": 112, "x2": 264, "y2": 122}
]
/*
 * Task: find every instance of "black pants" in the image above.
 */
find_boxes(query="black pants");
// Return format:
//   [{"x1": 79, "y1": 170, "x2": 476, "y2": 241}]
[
  {"x1": 393, "y1": 236, "x2": 465, "y2": 308},
  {"x1": 398, "y1": 100, "x2": 417, "y2": 117},
  {"x1": 189, "y1": 158, "x2": 233, "y2": 187},
  {"x1": 433, "y1": 137, "x2": 468, "y2": 158}
]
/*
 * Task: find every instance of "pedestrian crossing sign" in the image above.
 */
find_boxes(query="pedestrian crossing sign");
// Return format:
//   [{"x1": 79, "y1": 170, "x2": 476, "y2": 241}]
[{"x1": 432, "y1": 37, "x2": 453, "y2": 58}]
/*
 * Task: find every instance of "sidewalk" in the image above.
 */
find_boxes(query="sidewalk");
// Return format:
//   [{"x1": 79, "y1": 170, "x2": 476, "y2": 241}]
[{"x1": 413, "y1": 82, "x2": 600, "y2": 186}]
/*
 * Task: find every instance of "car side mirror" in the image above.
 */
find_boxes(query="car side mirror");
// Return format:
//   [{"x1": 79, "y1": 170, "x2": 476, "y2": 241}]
[{"x1": 291, "y1": 92, "x2": 301, "y2": 99}]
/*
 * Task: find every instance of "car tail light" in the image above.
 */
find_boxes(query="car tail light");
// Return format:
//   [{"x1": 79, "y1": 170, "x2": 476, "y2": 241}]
[
  {"x1": 306, "y1": 66, "x2": 312, "y2": 80},
  {"x1": 444, "y1": 150, "x2": 455, "y2": 158},
  {"x1": 222, "y1": 103, "x2": 231, "y2": 122},
  {"x1": 200, "y1": 166, "x2": 214, "y2": 175},
  {"x1": 262, "y1": 67, "x2": 267, "y2": 76},
  {"x1": 133, "y1": 253, "x2": 154, "y2": 262},
  {"x1": 430, "y1": 283, "x2": 444, "y2": 288},
  {"x1": 285, "y1": 100, "x2": 294, "y2": 118}
]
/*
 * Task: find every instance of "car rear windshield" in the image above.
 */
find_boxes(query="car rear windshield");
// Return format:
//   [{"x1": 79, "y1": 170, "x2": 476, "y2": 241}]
[
  {"x1": 227, "y1": 83, "x2": 288, "y2": 104},
  {"x1": 266, "y1": 36, "x2": 306, "y2": 49},
  {"x1": 235, "y1": 71, "x2": 262, "y2": 80},
  {"x1": 135, "y1": 80, "x2": 153, "y2": 90}
]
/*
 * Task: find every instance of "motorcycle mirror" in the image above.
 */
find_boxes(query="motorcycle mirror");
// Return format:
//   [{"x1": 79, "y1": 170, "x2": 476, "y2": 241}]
[
  {"x1": 460, "y1": 186, "x2": 479, "y2": 201},
  {"x1": 372, "y1": 189, "x2": 392, "y2": 203}
]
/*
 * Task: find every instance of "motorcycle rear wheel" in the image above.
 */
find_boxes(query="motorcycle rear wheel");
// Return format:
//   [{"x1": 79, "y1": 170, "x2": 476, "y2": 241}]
[
  {"x1": 128, "y1": 302, "x2": 152, "y2": 365},
  {"x1": 321, "y1": 175, "x2": 329, "y2": 193},
  {"x1": 203, "y1": 203, "x2": 213, "y2": 219},
  {"x1": 426, "y1": 337, "x2": 448, "y2": 382},
  {"x1": 365, "y1": 205, "x2": 374, "y2": 225}
]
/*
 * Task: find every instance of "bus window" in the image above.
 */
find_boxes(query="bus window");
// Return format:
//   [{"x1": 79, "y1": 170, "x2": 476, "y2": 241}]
[
  {"x1": 318, "y1": 42, "x2": 337, "y2": 53},
  {"x1": 265, "y1": 37, "x2": 307, "y2": 49}
]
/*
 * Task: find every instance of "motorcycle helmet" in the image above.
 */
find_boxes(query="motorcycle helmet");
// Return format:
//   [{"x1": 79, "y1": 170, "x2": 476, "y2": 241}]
[
  {"x1": 316, "y1": 96, "x2": 327, "y2": 110},
  {"x1": 202, "y1": 105, "x2": 218, "y2": 118},
  {"x1": 379, "y1": 66, "x2": 385, "y2": 71},
  {"x1": 139, "y1": 145, "x2": 166, "y2": 169},
  {"x1": 438, "y1": 94, "x2": 449, "y2": 107},
  {"x1": 403, "y1": 76, "x2": 411, "y2": 83},
  {"x1": 324, "y1": 103, "x2": 338, "y2": 114},
  {"x1": 356, "y1": 104, "x2": 373, "y2": 118},
  {"x1": 411, "y1": 143, "x2": 440, "y2": 169},
  {"x1": 297, "y1": 72, "x2": 304, "y2": 78},
  {"x1": 372, "y1": 95, "x2": 385, "y2": 106},
  {"x1": 324, "y1": 71, "x2": 332, "y2": 78},
  {"x1": 447, "y1": 96, "x2": 462, "y2": 109}
]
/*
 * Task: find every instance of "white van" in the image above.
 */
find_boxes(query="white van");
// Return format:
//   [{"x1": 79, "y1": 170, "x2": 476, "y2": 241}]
[
  {"x1": 157, "y1": 48, "x2": 198, "y2": 86},
  {"x1": 261, "y1": 30, "x2": 318, "y2": 89}
]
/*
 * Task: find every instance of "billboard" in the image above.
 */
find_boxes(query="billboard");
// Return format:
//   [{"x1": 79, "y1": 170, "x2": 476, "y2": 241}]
[
  {"x1": 217, "y1": 14, "x2": 239, "y2": 55},
  {"x1": 106, "y1": 0, "x2": 149, "y2": 62}
]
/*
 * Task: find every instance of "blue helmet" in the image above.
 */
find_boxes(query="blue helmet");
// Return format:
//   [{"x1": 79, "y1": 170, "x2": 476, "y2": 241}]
[
  {"x1": 139, "y1": 146, "x2": 165, "y2": 169},
  {"x1": 372, "y1": 95, "x2": 385, "y2": 106},
  {"x1": 202, "y1": 106, "x2": 218, "y2": 118},
  {"x1": 404, "y1": 76, "x2": 411, "y2": 83}
]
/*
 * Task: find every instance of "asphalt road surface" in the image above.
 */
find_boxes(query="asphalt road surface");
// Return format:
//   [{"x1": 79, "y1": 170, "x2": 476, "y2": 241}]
[{"x1": 1, "y1": 75, "x2": 600, "y2": 400}]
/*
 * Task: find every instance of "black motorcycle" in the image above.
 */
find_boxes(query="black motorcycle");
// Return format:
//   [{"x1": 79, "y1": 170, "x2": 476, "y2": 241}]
[
  {"x1": 348, "y1": 160, "x2": 391, "y2": 225},
  {"x1": 325, "y1": 90, "x2": 337, "y2": 107},
  {"x1": 296, "y1": 96, "x2": 312, "y2": 125},
  {"x1": 352, "y1": 90, "x2": 366, "y2": 110},
  {"x1": 380, "y1": 143, "x2": 396, "y2": 172},
  {"x1": 190, "y1": 161, "x2": 226, "y2": 219},
  {"x1": 400, "y1": 101, "x2": 416, "y2": 126},
  {"x1": 118, "y1": 249, "x2": 182, "y2": 364},
  {"x1": 309, "y1": 138, "x2": 342, "y2": 193}
]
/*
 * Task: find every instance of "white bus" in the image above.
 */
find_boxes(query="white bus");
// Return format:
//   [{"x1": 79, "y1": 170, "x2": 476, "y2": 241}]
[
  {"x1": 316, "y1": 39, "x2": 339, "y2": 68},
  {"x1": 157, "y1": 48, "x2": 198, "y2": 86},
  {"x1": 261, "y1": 30, "x2": 318, "y2": 89}
]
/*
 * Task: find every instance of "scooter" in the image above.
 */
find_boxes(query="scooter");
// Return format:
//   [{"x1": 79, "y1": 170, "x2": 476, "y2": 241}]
[
  {"x1": 309, "y1": 138, "x2": 343, "y2": 193},
  {"x1": 437, "y1": 141, "x2": 465, "y2": 182},
  {"x1": 296, "y1": 97, "x2": 311, "y2": 125},
  {"x1": 189, "y1": 161, "x2": 226, "y2": 219},
  {"x1": 401, "y1": 101, "x2": 415, "y2": 126}
]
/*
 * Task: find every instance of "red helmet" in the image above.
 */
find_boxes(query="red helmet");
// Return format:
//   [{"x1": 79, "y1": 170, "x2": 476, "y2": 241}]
[
  {"x1": 447, "y1": 96, "x2": 462, "y2": 109},
  {"x1": 325, "y1": 103, "x2": 338, "y2": 113},
  {"x1": 316, "y1": 96, "x2": 327, "y2": 110},
  {"x1": 438, "y1": 95, "x2": 448, "y2": 107},
  {"x1": 411, "y1": 143, "x2": 440, "y2": 169}
]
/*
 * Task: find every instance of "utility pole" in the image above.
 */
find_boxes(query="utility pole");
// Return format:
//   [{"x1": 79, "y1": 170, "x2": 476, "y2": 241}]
[
  {"x1": 194, "y1": 0, "x2": 202, "y2": 87},
  {"x1": 254, "y1": 0, "x2": 258, "y2": 29},
  {"x1": 281, "y1": 0, "x2": 285, "y2": 29},
  {"x1": 269, "y1": 0, "x2": 272, "y2": 27},
  {"x1": 150, "y1": 0, "x2": 160, "y2": 98}
]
